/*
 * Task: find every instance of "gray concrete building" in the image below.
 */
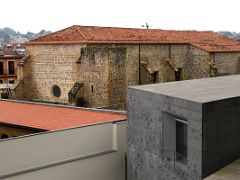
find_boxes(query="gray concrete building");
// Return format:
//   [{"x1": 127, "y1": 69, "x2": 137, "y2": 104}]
[{"x1": 127, "y1": 75, "x2": 240, "y2": 180}]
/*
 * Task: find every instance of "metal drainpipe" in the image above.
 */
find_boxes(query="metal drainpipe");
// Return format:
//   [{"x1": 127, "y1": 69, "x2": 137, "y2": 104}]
[
  {"x1": 138, "y1": 44, "x2": 141, "y2": 85},
  {"x1": 168, "y1": 44, "x2": 171, "y2": 60},
  {"x1": 213, "y1": 53, "x2": 216, "y2": 77},
  {"x1": 210, "y1": 52, "x2": 216, "y2": 77}
]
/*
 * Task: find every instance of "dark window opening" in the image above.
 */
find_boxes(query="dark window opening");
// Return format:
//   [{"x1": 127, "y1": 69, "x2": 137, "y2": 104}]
[
  {"x1": 153, "y1": 71, "x2": 158, "y2": 83},
  {"x1": 0, "y1": 80, "x2": 3, "y2": 84},
  {"x1": 0, "y1": 62, "x2": 3, "y2": 75},
  {"x1": 8, "y1": 61, "x2": 14, "y2": 75},
  {"x1": 91, "y1": 85, "x2": 94, "y2": 93},
  {"x1": 176, "y1": 120, "x2": 187, "y2": 165},
  {"x1": 52, "y1": 85, "x2": 61, "y2": 97},
  {"x1": 8, "y1": 79, "x2": 14, "y2": 84},
  {"x1": 1, "y1": 133, "x2": 9, "y2": 139},
  {"x1": 175, "y1": 68, "x2": 182, "y2": 81},
  {"x1": 1, "y1": 93, "x2": 9, "y2": 99}
]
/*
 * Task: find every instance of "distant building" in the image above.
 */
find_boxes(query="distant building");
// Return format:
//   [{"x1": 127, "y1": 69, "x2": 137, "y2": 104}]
[
  {"x1": 127, "y1": 75, "x2": 240, "y2": 180},
  {"x1": 0, "y1": 49, "x2": 23, "y2": 86},
  {"x1": 13, "y1": 25, "x2": 240, "y2": 109},
  {"x1": 0, "y1": 44, "x2": 26, "y2": 99}
]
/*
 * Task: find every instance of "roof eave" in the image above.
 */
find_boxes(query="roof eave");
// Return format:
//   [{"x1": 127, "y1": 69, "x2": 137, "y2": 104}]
[
  {"x1": 0, "y1": 121, "x2": 48, "y2": 132},
  {"x1": 210, "y1": 50, "x2": 240, "y2": 53},
  {"x1": 25, "y1": 41, "x2": 190, "y2": 46},
  {"x1": 25, "y1": 41, "x2": 240, "y2": 53}
]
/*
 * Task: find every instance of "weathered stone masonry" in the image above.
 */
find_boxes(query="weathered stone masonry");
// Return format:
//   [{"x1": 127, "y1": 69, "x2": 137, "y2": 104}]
[
  {"x1": 14, "y1": 43, "x2": 240, "y2": 108},
  {"x1": 12, "y1": 25, "x2": 240, "y2": 108}
]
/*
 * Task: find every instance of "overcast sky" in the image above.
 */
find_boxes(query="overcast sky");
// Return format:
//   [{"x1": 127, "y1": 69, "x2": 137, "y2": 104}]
[{"x1": 1, "y1": 0, "x2": 240, "y2": 33}]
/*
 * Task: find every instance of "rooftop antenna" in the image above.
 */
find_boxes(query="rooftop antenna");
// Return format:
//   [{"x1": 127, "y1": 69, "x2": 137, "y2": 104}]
[{"x1": 142, "y1": 23, "x2": 151, "y2": 29}]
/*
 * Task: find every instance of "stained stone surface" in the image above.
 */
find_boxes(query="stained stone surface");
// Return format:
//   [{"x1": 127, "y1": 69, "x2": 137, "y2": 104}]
[{"x1": 127, "y1": 75, "x2": 240, "y2": 180}]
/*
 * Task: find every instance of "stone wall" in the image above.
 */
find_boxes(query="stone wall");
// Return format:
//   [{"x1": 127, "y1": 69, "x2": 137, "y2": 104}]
[
  {"x1": 214, "y1": 52, "x2": 240, "y2": 76},
  {"x1": 139, "y1": 45, "x2": 189, "y2": 83},
  {"x1": 166, "y1": 45, "x2": 189, "y2": 81},
  {"x1": 0, "y1": 124, "x2": 38, "y2": 139},
  {"x1": 18, "y1": 44, "x2": 129, "y2": 108},
  {"x1": 139, "y1": 45, "x2": 169, "y2": 83},
  {"x1": 184, "y1": 46, "x2": 211, "y2": 79},
  {"x1": 75, "y1": 45, "x2": 109, "y2": 107},
  {"x1": 125, "y1": 45, "x2": 139, "y2": 87},
  {"x1": 19, "y1": 45, "x2": 83, "y2": 104},
  {"x1": 108, "y1": 46, "x2": 127, "y2": 109},
  {"x1": 14, "y1": 43, "x2": 240, "y2": 109}
]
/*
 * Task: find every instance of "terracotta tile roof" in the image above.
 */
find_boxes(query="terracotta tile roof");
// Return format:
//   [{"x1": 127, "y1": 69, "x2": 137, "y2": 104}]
[
  {"x1": 0, "y1": 100, "x2": 126, "y2": 131},
  {"x1": 3, "y1": 50, "x2": 18, "y2": 56},
  {"x1": 26, "y1": 25, "x2": 240, "y2": 52}
]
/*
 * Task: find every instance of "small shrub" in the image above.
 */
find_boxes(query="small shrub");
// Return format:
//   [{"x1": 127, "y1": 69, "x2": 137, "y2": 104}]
[
  {"x1": 75, "y1": 97, "x2": 87, "y2": 107},
  {"x1": 1, "y1": 93, "x2": 9, "y2": 99}
]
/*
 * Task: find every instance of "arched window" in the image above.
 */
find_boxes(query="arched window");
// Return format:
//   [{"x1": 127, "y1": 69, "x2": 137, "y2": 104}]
[
  {"x1": 52, "y1": 85, "x2": 61, "y2": 97},
  {"x1": 1, "y1": 133, "x2": 9, "y2": 139}
]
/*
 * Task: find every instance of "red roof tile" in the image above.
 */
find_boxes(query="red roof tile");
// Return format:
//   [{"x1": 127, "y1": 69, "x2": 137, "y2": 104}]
[
  {"x1": 3, "y1": 50, "x2": 18, "y2": 56},
  {"x1": 0, "y1": 100, "x2": 126, "y2": 131},
  {"x1": 26, "y1": 25, "x2": 240, "y2": 52}
]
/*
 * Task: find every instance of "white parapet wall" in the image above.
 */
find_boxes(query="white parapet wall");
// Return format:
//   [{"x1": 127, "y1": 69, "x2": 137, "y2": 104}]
[{"x1": 0, "y1": 120, "x2": 126, "y2": 180}]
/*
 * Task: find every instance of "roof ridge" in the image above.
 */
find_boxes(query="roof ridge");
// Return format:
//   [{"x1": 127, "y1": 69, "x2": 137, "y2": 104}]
[
  {"x1": 26, "y1": 25, "x2": 75, "y2": 43},
  {"x1": 72, "y1": 25, "x2": 216, "y2": 32},
  {"x1": 73, "y1": 25, "x2": 87, "y2": 41},
  {"x1": 25, "y1": 25, "x2": 240, "y2": 52}
]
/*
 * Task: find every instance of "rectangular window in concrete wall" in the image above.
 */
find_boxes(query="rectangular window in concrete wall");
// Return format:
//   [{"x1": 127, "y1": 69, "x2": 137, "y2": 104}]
[
  {"x1": 163, "y1": 113, "x2": 188, "y2": 169},
  {"x1": 176, "y1": 119, "x2": 187, "y2": 166}
]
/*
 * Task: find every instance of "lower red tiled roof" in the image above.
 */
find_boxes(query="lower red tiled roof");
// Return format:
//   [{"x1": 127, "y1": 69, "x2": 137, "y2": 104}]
[
  {"x1": 0, "y1": 100, "x2": 126, "y2": 131},
  {"x1": 26, "y1": 25, "x2": 240, "y2": 52},
  {"x1": 3, "y1": 50, "x2": 19, "y2": 56}
]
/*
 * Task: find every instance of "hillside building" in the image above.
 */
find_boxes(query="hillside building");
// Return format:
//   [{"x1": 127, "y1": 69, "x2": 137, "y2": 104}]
[{"x1": 0, "y1": 49, "x2": 23, "y2": 85}]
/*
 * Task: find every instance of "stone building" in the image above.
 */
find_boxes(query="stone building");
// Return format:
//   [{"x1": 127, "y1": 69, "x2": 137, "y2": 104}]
[{"x1": 14, "y1": 25, "x2": 240, "y2": 108}]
